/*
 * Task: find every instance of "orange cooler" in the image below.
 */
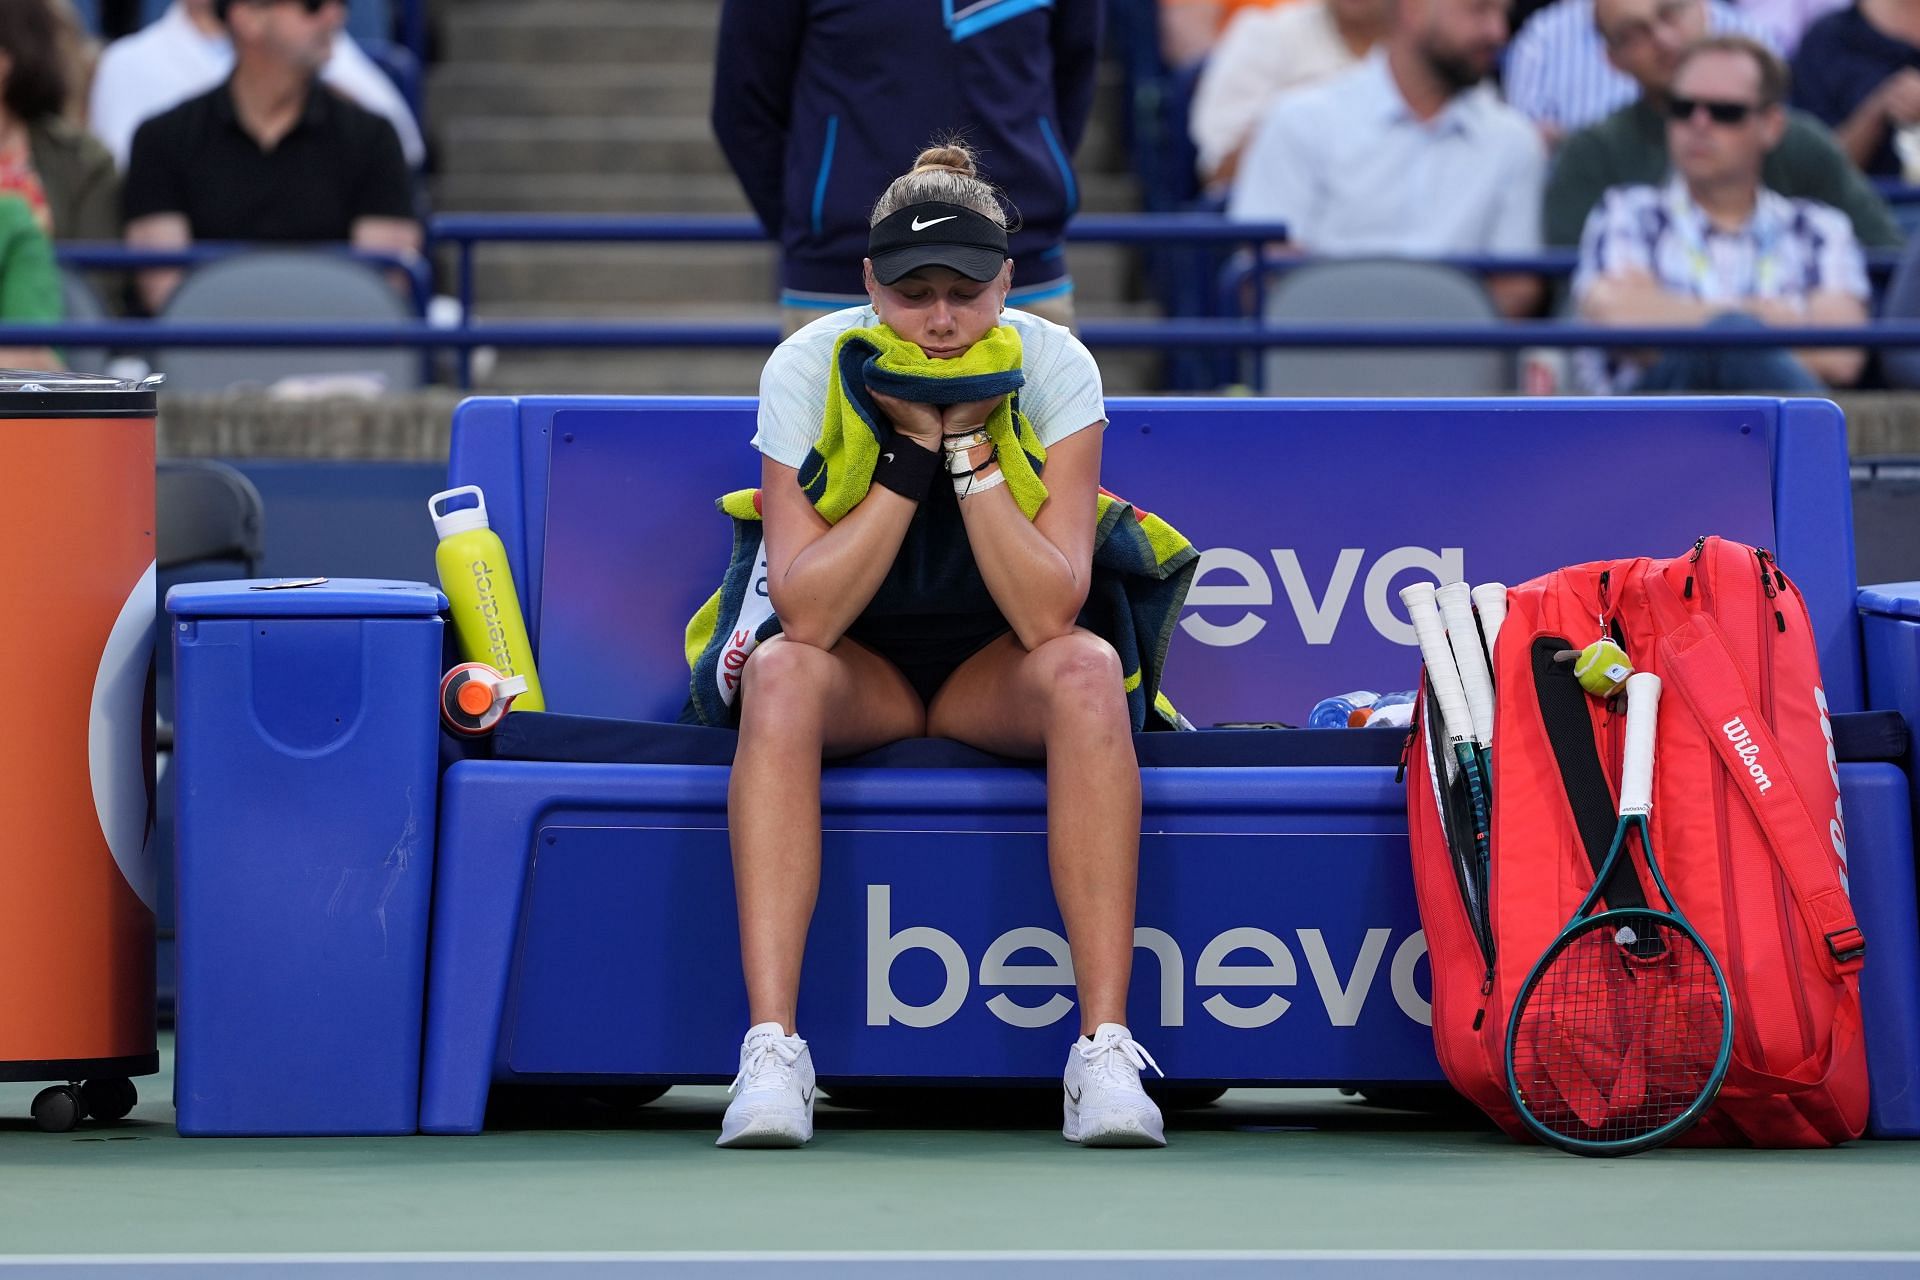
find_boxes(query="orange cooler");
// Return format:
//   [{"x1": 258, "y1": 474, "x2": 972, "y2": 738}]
[{"x1": 0, "y1": 373, "x2": 159, "y2": 1128}]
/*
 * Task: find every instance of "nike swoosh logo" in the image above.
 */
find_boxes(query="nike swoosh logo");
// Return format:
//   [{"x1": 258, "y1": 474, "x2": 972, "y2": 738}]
[
  {"x1": 1065, "y1": 1086, "x2": 1082, "y2": 1104},
  {"x1": 881, "y1": 452, "x2": 894, "y2": 463},
  {"x1": 911, "y1": 215, "x2": 958, "y2": 231},
  {"x1": 802, "y1": 1087, "x2": 814, "y2": 1105}
]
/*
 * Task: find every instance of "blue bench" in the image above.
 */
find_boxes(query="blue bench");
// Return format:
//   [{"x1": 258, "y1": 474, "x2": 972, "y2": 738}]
[{"x1": 171, "y1": 395, "x2": 1920, "y2": 1138}]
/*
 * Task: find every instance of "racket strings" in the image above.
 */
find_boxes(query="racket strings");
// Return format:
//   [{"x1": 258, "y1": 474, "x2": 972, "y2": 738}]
[{"x1": 1511, "y1": 913, "x2": 1725, "y2": 1146}]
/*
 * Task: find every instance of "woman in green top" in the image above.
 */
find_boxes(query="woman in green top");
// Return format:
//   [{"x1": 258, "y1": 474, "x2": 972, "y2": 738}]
[
  {"x1": 0, "y1": 192, "x2": 61, "y2": 368},
  {"x1": 0, "y1": 0, "x2": 119, "y2": 243}
]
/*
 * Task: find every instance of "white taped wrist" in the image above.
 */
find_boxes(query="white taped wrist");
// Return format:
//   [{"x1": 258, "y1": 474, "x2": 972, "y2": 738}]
[{"x1": 957, "y1": 465, "x2": 1005, "y2": 498}]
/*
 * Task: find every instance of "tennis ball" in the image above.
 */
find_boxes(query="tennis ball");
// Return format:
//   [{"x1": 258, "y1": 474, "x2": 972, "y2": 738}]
[{"x1": 1574, "y1": 639, "x2": 1633, "y2": 697}]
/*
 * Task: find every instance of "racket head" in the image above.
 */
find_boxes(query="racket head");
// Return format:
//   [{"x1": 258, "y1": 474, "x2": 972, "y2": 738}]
[{"x1": 1504, "y1": 900, "x2": 1734, "y2": 1156}]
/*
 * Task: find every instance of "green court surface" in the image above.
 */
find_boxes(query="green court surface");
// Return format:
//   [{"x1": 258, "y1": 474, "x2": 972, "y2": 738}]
[{"x1": 2, "y1": 1035, "x2": 1918, "y2": 1261}]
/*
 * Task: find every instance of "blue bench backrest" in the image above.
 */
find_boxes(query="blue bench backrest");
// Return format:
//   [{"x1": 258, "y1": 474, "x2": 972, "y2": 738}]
[{"x1": 448, "y1": 396, "x2": 1863, "y2": 724}]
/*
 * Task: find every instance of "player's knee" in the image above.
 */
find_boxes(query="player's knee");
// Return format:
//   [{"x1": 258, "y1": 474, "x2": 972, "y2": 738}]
[
  {"x1": 739, "y1": 637, "x2": 835, "y2": 712},
  {"x1": 1033, "y1": 633, "x2": 1126, "y2": 714}
]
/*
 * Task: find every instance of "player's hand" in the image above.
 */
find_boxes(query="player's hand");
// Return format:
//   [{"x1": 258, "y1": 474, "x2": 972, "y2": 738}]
[
  {"x1": 938, "y1": 395, "x2": 1007, "y2": 436},
  {"x1": 868, "y1": 389, "x2": 944, "y2": 450}
]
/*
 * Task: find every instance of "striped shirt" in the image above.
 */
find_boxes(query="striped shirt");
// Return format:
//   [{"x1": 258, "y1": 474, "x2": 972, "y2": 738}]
[
  {"x1": 752, "y1": 305, "x2": 1107, "y2": 468},
  {"x1": 1503, "y1": 0, "x2": 1775, "y2": 134},
  {"x1": 1571, "y1": 177, "x2": 1869, "y2": 389}
]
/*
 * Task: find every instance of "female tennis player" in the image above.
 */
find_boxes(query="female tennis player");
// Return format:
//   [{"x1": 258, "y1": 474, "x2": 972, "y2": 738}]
[{"x1": 715, "y1": 142, "x2": 1167, "y2": 1150}]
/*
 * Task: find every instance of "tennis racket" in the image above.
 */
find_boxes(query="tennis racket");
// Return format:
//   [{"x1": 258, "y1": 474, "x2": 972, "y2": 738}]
[
  {"x1": 1471, "y1": 582, "x2": 1508, "y2": 667},
  {"x1": 1504, "y1": 672, "x2": 1734, "y2": 1157},
  {"x1": 1402, "y1": 582, "x2": 1490, "y2": 908},
  {"x1": 1436, "y1": 582, "x2": 1496, "y2": 796}
]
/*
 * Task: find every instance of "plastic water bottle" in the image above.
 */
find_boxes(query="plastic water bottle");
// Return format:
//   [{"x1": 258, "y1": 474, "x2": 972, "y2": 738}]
[
  {"x1": 1308, "y1": 690, "x2": 1378, "y2": 728},
  {"x1": 429, "y1": 485, "x2": 546, "y2": 711}
]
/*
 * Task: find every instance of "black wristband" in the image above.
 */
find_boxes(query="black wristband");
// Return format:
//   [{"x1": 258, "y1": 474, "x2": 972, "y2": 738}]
[{"x1": 870, "y1": 436, "x2": 940, "y2": 500}]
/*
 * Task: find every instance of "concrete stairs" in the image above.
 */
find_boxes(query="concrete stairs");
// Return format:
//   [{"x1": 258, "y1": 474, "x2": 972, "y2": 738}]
[{"x1": 426, "y1": 0, "x2": 1157, "y2": 394}]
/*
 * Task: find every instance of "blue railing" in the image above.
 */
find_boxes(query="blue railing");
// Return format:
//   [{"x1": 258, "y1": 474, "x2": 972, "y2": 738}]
[
  {"x1": 27, "y1": 217, "x2": 1920, "y2": 391},
  {"x1": 7, "y1": 319, "x2": 1914, "y2": 351}
]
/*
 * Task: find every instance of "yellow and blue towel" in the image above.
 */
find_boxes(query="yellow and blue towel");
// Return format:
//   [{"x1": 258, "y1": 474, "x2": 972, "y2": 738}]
[{"x1": 684, "y1": 323, "x2": 1198, "y2": 731}]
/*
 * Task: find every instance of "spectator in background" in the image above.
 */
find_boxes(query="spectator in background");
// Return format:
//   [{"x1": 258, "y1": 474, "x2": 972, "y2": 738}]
[
  {"x1": 0, "y1": 0, "x2": 118, "y2": 242},
  {"x1": 1574, "y1": 37, "x2": 1868, "y2": 391},
  {"x1": 1547, "y1": 0, "x2": 1900, "y2": 247},
  {"x1": 89, "y1": 0, "x2": 422, "y2": 172},
  {"x1": 1189, "y1": 0, "x2": 1391, "y2": 193},
  {"x1": 121, "y1": 0, "x2": 419, "y2": 313},
  {"x1": 1159, "y1": 0, "x2": 1292, "y2": 69},
  {"x1": 1741, "y1": 0, "x2": 1849, "y2": 54},
  {"x1": 1791, "y1": 0, "x2": 1920, "y2": 179},
  {"x1": 1504, "y1": 0, "x2": 1773, "y2": 145},
  {"x1": 712, "y1": 0, "x2": 1101, "y2": 336},
  {"x1": 1228, "y1": 0, "x2": 1547, "y2": 317},
  {"x1": 0, "y1": 193, "x2": 64, "y2": 367}
]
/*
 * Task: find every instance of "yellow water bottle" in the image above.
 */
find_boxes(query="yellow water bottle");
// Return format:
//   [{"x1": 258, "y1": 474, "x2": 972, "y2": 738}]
[{"x1": 429, "y1": 484, "x2": 545, "y2": 711}]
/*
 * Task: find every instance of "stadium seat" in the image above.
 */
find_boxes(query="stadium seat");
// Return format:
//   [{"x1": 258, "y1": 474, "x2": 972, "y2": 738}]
[
  {"x1": 57, "y1": 265, "x2": 111, "y2": 375},
  {"x1": 1253, "y1": 259, "x2": 1516, "y2": 396},
  {"x1": 154, "y1": 458, "x2": 266, "y2": 1017},
  {"x1": 1854, "y1": 457, "x2": 1920, "y2": 585},
  {"x1": 152, "y1": 251, "x2": 421, "y2": 394}
]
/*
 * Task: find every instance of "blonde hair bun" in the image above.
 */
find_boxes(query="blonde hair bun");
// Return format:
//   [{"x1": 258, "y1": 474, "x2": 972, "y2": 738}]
[
  {"x1": 871, "y1": 137, "x2": 1015, "y2": 231},
  {"x1": 910, "y1": 143, "x2": 979, "y2": 180}
]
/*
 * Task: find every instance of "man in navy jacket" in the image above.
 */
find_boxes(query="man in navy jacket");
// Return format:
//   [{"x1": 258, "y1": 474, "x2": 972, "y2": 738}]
[{"x1": 712, "y1": 0, "x2": 1102, "y2": 334}]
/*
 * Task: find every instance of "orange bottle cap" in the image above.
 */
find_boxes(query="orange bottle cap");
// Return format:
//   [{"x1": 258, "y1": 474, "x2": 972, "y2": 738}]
[{"x1": 456, "y1": 681, "x2": 495, "y2": 716}]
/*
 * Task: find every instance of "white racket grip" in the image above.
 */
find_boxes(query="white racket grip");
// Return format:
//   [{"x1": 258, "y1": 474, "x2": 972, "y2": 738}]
[
  {"x1": 1437, "y1": 582, "x2": 1495, "y2": 748},
  {"x1": 1619, "y1": 672, "x2": 1662, "y2": 817},
  {"x1": 1401, "y1": 582, "x2": 1473, "y2": 748},
  {"x1": 1471, "y1": 583, "x2": 1508, "y2": 658}
]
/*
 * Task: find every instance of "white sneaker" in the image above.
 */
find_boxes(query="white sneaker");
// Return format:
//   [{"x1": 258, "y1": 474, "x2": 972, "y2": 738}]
[
  {"x1": 716, "y1": 1021, "x2": 816, "y2": 1149},
  {"x1": 1063, "y1": 1022, "x2": 1167, "y2": 1147}
]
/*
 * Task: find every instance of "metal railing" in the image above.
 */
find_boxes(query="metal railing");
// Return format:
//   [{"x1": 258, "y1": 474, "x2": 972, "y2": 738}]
[{"x1": 25, "y1": 217, "x2": 1919, "y2": 391}]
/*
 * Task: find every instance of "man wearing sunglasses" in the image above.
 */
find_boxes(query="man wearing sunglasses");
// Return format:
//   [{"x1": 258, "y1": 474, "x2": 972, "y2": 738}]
[
  {"x1": 1572, "y1": 36, "x2": 1870, "y2": 392},
  {"x1": 1544, "y1": 0, "x2": 1898, "y2": 250},
  {"x1": 121, "y1": 0, "x2": 421, "y2": 313}
]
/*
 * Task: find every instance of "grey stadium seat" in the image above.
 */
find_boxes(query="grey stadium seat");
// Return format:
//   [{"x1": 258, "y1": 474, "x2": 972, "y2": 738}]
[
  {"x1": 153, "y1": 251, "x2": 420, "y2": 393},
  {"x1": 58, "y1": 265, "x2": 111, "y2": 375},
  {"x1": 1257, "y1": 258, "x2": 1515, "y2": 396}
]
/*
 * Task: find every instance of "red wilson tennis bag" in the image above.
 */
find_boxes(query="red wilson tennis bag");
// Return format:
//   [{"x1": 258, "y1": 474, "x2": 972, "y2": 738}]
[{"x1": 1408, "y1": 537, "x2": 1869, "y2": 1146}]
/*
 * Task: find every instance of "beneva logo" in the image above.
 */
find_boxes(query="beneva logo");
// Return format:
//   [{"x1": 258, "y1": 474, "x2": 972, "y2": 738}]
[
  {"x1": 865, "y1": 885, "x2": 1432, "y2": 1030},
  {"x1": 1178, "y1": 545, "x2": 1465, "y2": 647}
]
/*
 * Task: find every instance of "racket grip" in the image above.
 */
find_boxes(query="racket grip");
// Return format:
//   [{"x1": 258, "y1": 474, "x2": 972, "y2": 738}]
[
  {"x1": 1401, "y1": 582, "x2": 1473, "y2": 745},
  {"x1": 1620, "y1": 672, "x2": 1662, "y2": 817},
  {"x1": 1471, "y1": 583, "x2": 1508, "y2": 657},
  {"x1": 1437, "y1": 582, "x2": 1495, "y2": 748}
]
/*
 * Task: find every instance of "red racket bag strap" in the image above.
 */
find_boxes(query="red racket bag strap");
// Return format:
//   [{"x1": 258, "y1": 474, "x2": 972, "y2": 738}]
[{"x1": 1658, "y1": 614, "x2": 1867, "y2": 984}]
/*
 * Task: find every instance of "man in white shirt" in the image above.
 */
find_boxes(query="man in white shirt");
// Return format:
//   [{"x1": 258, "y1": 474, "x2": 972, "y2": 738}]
[
  {"x1": 1188, "y1": 0, "x2": 1391, "y2": 194},
  {"x1": 1227, "y1": 0, "x2": 1546, "y2": 316},
  {"x1": 1573, "y1": 36, "x2": 1868, "y2": 391},
  {"x1": 88, "y1": 0, "x2": 423, "y2": 170}
]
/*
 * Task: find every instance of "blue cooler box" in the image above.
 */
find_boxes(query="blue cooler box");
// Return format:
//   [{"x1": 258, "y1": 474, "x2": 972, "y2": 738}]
[{"x1": 167, "y1": 579, "x2": 445, "y2": 1135}]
